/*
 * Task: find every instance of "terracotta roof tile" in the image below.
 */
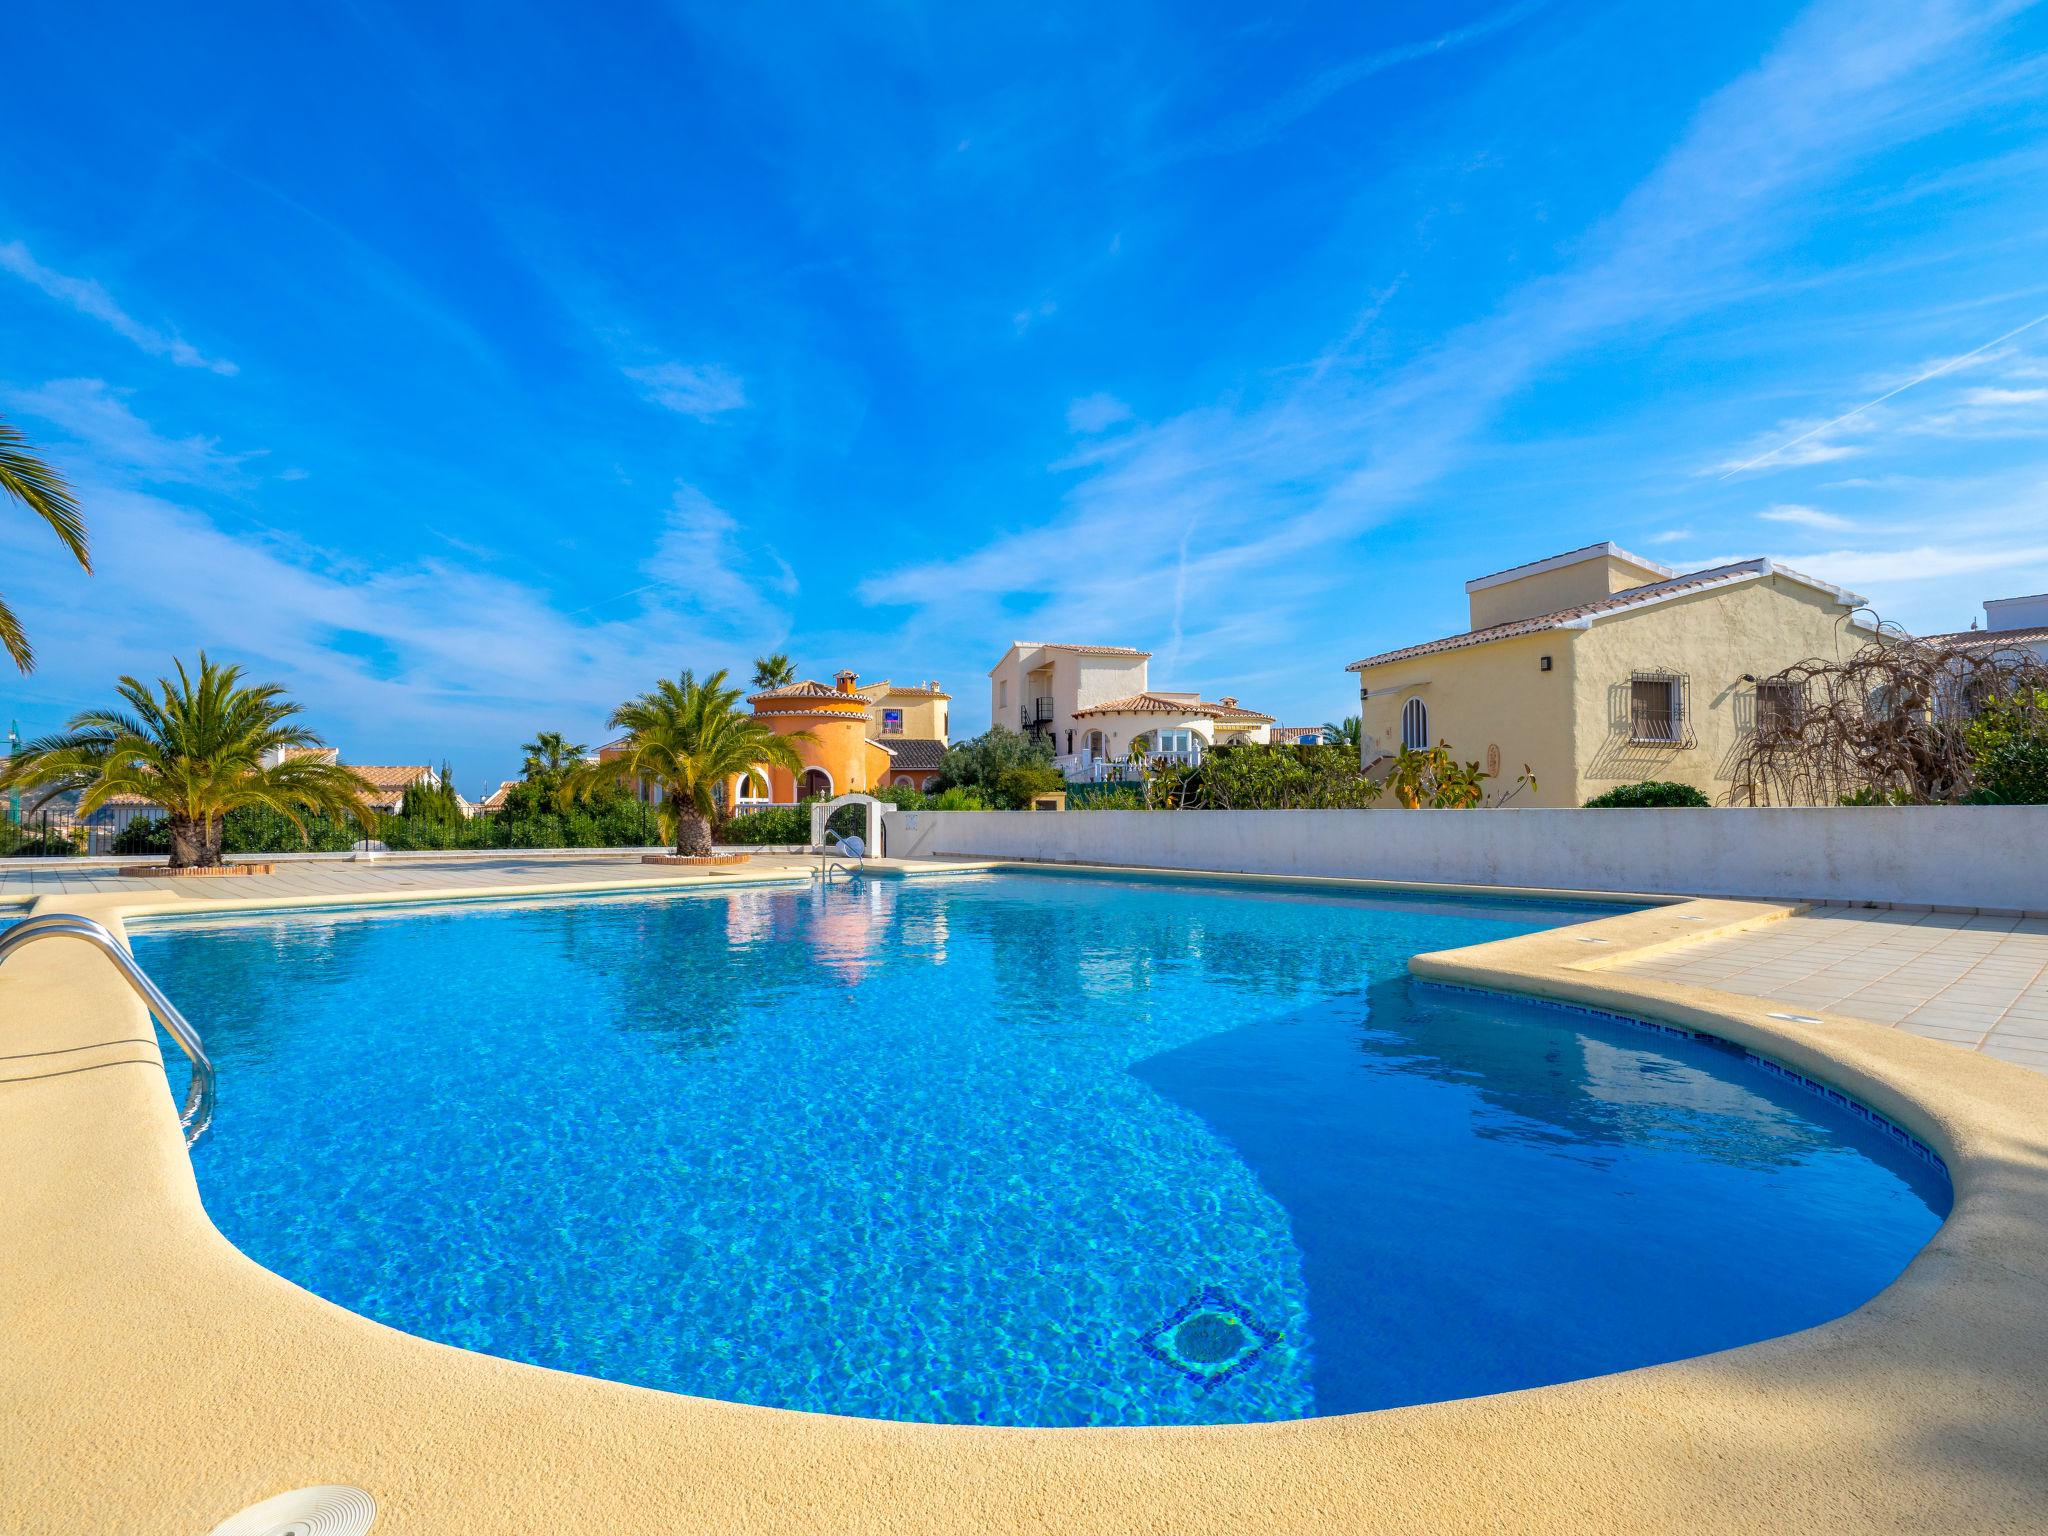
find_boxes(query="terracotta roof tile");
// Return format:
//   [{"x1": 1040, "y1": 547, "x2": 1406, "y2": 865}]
[
  {"x1": 349, "y1": 764, "x2": 434, "y2": 790},
  {"x1": 1923, "y1": 625, "x2": 2048, "y2": 648},
  {"x1": 1071, "y1": 691, "x2": 1275, "y2": 722},
  {"x1": 874, "y1": 737, "x2": 948, "y2": 771},
  {"x1": 1346, "y1": 560, "x2": 1804, "y2": 672},
  {"x1": 1013, "y1": 642, "x2": 1151, "y2": 657}
]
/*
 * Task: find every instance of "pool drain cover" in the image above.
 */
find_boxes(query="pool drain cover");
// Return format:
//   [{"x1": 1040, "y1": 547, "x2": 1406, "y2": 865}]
[
  {"x1": 205, "y1": 1485, "x2": 376, "y2": 1536},
  {"x1": 1142, "y1": 1287, "x2": 1280, "y2": 1387}
]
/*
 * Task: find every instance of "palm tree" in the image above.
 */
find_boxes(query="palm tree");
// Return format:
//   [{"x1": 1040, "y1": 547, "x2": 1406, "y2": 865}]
[
  {"x1": 1, "y1": 415, "x2": 91, "y2": 673},
  {"x1": 520, "y1": 729, "x2": 589, "y2": 778},
  {"x1": 751, "y1": 652, "x2": 797, "y2": 691},
  {"x1": 0, "y1": 653, "x2": 377, "y2": 868},
  {"x1": 563, "y1": 669, "x2": 810, "y2": 856},
  {"x1": 1322, "y1": 716, "x2": 1363, "y2": 750}
]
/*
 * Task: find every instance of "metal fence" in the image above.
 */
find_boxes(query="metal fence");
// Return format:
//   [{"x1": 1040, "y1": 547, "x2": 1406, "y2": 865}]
[{"x1": 0, "y1": 813, "x2": 121, "y2": 857}]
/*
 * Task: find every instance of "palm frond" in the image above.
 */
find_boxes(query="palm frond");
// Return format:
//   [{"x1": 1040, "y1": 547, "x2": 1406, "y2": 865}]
[{"x1": 0, "y1": 416, "x2": 89, "y2": 568}]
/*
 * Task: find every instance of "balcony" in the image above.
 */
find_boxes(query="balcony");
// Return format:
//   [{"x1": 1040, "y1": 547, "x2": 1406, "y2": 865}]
[{"x1": 1054, "y1": 748, "x2": 1202, "y2": 783}]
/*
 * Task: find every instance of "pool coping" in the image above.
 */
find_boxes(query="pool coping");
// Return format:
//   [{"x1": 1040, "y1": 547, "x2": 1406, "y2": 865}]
[{"x1": 3, "y1": 873, "x2": 2046, "y2": 1533}]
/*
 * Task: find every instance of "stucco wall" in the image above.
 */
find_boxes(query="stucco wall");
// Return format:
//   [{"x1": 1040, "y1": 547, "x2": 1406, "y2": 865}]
[
  {"x1": 1466, "y1": 551, "x2": 1667, "y2": 629},
  {"x1": 1568, "y1": 576, "x2": 1868, "y2": 805},
  {"x1": 883, "y1": 806, "x2": 2047, "y2": 910},
  {"x1": 1355, "y1": 573, "x2": 1871, "y2": 807},
  {"x1": 1355, "y1": 631, "x2": 1575, "y2": 800}
]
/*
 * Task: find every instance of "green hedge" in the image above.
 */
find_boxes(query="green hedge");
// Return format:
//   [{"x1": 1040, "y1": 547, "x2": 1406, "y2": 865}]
[
  {"x1": 1582, "y1": 780, "x2": 1711, "y2": 808},
  {"x1": 720, "y1": 806, "x2": 814, "y2": 845},
  {"x1": 112, "y1": 796, "x2": 665, "y2": 856}
]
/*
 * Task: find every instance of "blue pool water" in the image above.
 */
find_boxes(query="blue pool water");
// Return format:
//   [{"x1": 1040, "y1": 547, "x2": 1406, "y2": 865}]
[{"x1": 133, "y1": 873, "x2": 1947, "y2": 1427}]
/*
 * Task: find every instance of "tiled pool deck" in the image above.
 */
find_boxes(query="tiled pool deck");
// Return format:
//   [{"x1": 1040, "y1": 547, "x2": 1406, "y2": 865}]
[{"x1": 1614, "y1": 907, "x2": 2048, "y2": 1075}]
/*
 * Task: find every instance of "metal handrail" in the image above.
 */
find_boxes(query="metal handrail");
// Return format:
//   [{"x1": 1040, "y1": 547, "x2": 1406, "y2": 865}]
[
  {"x1": 814, "y1": 832, "x2": 865, "y2": 882},
  {"x1": 0, "y1": 913, "x2": 214, "y2": 1144}
]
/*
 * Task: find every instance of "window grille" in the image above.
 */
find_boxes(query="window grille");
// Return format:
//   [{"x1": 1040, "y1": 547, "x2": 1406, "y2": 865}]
[
  {"x1": 1400, "y1": 697, "x2": 1429, "y2": 751},
  {"x1": 1628, "y1": 670, "x2": 1694, "y2": 747},
  {"x1": 1755, "y1": 679, "x2": 1802, "y2": 741}
]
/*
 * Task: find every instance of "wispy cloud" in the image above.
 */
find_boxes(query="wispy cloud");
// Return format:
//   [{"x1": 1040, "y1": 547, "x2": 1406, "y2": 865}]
[
  {"x1": 1145, "y1": 0, "x2": 1553, "y2": 170},
  {"x1": 1066, "y1": 393, "x2": 1131, "y2": 433},
  {"x1": 1760, "y1": 503, "x2": 1856, "y2": 531},
  {"x1": 864, "y1": 0, "x2": 2024, "y2": 652},
  {"x1": 1717, "y1": 308, "x2": 2048, "y2": 476},
  {"x1": 4, "y1": 378, "x2": 252, "y2": 485},
  {"x1": 623, "y1": 361, "x2": 748, "y2": 418},
  {"x1": 0, "y1": 473, "x2": 797, "y2": 786},
  {"x1": 1786, "y1": 539, "x2": 2048, "y2": 584},
  {"x1": 0, "y1": 239, "x2": 238, "y2": 375}
]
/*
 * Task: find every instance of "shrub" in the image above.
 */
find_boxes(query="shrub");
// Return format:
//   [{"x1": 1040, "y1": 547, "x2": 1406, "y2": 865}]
[
  {"x1": 932, "y1": 728, "x2": 1058, "y2": 806},
  {"x1": 0, "y1": 821, "x2": 81, "y2": 856},
  {"x1": 720, "y1": 805, "x2": 813, "y2": 845},
  {"x1": 1191, "y1": 743, "x2": 1381, "y2": 810},
  {"x1": 1065, "y1": 782, "x2": 1147, "y2": 810},
  {"x1": 1582, "y1": 781, "x2": 1710, "y2": 808},
  {"x1": 992, "y1": 761, "x2": 1067, "y2": 808},
  {"x1": 1964, "y1": 686, "x2": 2048, "y2": 805},
  {"x1": 114, "y1": 816, "x2": 171, "y2": 855}
]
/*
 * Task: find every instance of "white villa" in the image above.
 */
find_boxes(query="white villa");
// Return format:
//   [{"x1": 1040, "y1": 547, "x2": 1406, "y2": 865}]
[
  {"x1": 1926, "y1": 591, "x2": 2048, "y2": 666},
  {"x1": 987, "y1": 642, "x2": 1274, "y2": 780}
]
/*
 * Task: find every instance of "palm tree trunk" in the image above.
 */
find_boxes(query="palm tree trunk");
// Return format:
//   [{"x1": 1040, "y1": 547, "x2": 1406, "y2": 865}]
[
  {"x1": 166, "y1": 813, "x2": 221, "y2": 868},
  {"x1": 672, "y1": 805, "x2": 714, "y2": 857}
]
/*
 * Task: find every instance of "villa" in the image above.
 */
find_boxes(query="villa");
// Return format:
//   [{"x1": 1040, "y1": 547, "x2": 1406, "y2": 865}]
[
  {"x1": 1925, "y1": 591, "x2": 2048, "y2": 665},
  {"x1": 1344, "y1": 542, "x2": 1875, "y2": 806},
  {"x1": 473, "y1": 779, "x2": 520, "y2": 815},
  {"x1": 988, "y1": 641, "x2": 1274, "y2": 779},
  {"x1": 1271, "y1": 724, "x2": 1334, "y2": 746},
  {"x1": 854, "y1": 676, "x2": 952, "y2": 790},
  {"x1": 614, "y1": 668, "x2": 952, "y2": 812},
  {"x1": 344, "y1": 762, "x2": 440, "y2": 815}
]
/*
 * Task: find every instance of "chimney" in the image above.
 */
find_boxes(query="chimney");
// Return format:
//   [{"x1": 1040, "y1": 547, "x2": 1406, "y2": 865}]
[
  {"x1": 835, "y1": 669, "x2": 858, "y2": 694},
  {"x1": 1221, "y1": 696, "x2": 1238, "y2": 708}
]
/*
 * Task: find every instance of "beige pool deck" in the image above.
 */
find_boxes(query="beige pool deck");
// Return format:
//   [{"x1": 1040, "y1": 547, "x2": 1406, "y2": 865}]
[
  {"x1": 1615, "y1": 905, "x2": 2048, "y2": 1075},
  {"x1": 4, "y1": 862, "x2": 2046, "y2": 1534}
]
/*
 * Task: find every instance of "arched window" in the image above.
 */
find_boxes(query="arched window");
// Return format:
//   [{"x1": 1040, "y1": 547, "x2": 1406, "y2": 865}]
[
  {"x1": 735, "y1": 770, "x2": 770, "y2": 806},
  {"x1": 1400, "y1": 697, "x2": 1429, "y2": 751},
  {"x1": 799, "y1": 767, "x2": 833, "y2": 801},
  {"x1": 893, "y1": 774, "x2": 914, "y2": 787}
]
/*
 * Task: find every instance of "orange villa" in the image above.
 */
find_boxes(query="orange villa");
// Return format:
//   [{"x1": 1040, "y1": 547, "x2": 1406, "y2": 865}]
[{"x1": 601, "y1": 669, "x2": 952, "y2": 813}]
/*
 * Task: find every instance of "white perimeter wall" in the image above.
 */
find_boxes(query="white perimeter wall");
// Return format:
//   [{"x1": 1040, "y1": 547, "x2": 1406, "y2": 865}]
[{"x1": 883, "y1": 807, "x2": 2046, "y2": 911}]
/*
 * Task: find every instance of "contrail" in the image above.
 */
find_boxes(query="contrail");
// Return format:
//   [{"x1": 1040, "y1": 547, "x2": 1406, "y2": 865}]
[{"x1": 1719, "y1": 308, "x2": 2048, "y2": 479}]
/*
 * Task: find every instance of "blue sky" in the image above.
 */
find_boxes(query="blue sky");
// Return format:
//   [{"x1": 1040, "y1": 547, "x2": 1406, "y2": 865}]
[{"x1": 4, "y1": 0, "x2": 2046, "y2": 793}]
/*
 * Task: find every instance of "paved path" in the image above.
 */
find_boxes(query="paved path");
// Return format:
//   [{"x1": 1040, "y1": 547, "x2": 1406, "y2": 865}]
[{"x1": 1615, "y1": 905, "x2": 2048, "y2": 1073}]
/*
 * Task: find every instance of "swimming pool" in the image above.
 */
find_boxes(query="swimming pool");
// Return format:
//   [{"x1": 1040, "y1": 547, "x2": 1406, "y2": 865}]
[{"x1": 133, "y1": 872, "x2": 1947, "y2": 1427}]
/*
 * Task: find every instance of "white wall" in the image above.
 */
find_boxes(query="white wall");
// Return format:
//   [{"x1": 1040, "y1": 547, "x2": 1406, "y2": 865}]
[{"x1": 883, "y1": 807, "x2": 2046, "y2": 911}]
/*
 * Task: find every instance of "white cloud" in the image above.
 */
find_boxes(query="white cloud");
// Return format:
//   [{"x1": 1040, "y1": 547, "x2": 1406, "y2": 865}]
[
  {"x1": 1066, "y1": 393, "x2": 1132, "y2": 433},
  {"x1": 0, "y1": 472, "x2": 798, "y2": 788},
  {"x1": 864, "y1": 0, "x2": 2015, "y2": 646},
  {"x1": 1789, "y1": 540, "x2": 2048, "y2": 584},
  {"x1": 642, "y1": 485, "x2": 799, "y2": 628},
  {"x1": 1646, "y1": 529, "x2": 1693, "y2": 545},
  {"x1": 4, "y1": 378, "x2": 251, "y2": 485},
  {"x1": 1143, "y1": 0, "x2": 1554, "y2": 171},
  {"x1": 1759, "y1": 503, "x2": 1855, "y2": 531},
  {"x1": 623, "y1": 361, "x2": 748, "y2": 418},
  {"x1": 0, "y1": 239, "x2": 237, "y2": 375},
  {"x1": 1961, "y1": 386, "x2": 2048, "y2": 406}
]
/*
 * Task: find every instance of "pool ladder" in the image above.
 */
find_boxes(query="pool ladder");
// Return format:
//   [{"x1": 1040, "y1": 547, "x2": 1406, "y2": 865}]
[
  {"x1": 814, "y1": 832, "x2": 865, "y2": 883},
  {"x1": 0, "y1": 913, "x2": 214, "y2": 1145}
]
